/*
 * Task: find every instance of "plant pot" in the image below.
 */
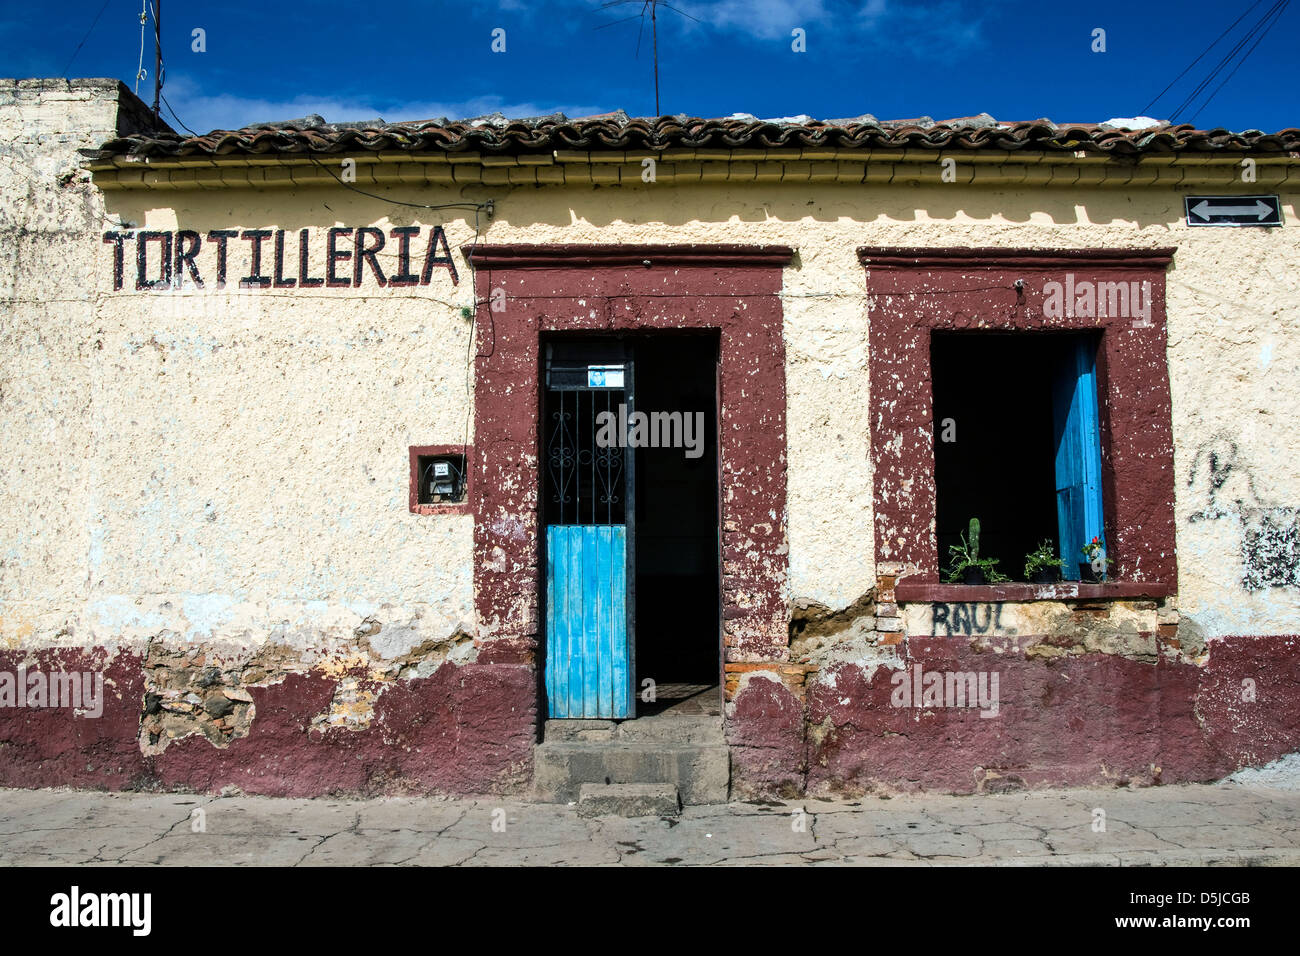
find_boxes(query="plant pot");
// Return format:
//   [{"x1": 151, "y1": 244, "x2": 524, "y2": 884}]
[
  {"x1": 963, "y1": 566, "x2": 988, "y2": 585},
  {"x1": 1031, "y1": 568, "x2": 1060, "y2": 584},
  {"x1": 1079, "y1": 562, "x2": 1103, "y2": 584}
]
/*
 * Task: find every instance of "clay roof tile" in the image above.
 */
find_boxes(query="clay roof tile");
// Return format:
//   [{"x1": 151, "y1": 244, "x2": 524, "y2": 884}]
[{"x1": 94, "y1": 112, "x2": 1300, "y2": 160}]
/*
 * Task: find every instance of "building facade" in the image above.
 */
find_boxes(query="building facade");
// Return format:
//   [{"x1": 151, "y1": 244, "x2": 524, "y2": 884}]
[{"x1": 2, "y1": 78, "x2": 1299, "y2": 798}]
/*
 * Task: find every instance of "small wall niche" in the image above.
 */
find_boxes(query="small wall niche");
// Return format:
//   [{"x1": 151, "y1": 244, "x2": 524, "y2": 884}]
[{"x1": 408, "y1": 445, "x2": 472, "y2": 515}]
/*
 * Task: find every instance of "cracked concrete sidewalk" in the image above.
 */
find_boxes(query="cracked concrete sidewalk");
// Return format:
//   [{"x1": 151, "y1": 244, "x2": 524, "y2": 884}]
[{"x1": 2, "y1": 782, "x2": 1299, "y2": 866}]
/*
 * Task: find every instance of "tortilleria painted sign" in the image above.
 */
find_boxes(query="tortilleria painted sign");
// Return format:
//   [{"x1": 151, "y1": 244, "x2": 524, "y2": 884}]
[{"x1": 101, "y1": 226, "x2": 459, "y2": 291}]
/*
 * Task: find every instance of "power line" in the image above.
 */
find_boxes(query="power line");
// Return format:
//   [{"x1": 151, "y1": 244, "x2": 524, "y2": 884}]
[
  {"x1": 1169, "y1": 0, "x2": 1284, "y2": 121},
  {"x1": 1188, "y1": 0, "x2": 1291, "y2": 124},
  {"x1": 150, "y1": 0, "x2": 162, "y2": 121},
  {"x1": 1168, "y1": 0, "x2": 1287, "y2": 123},
  {"x1": 1140, "y1": 0, "x2": 1264, "y2": 116},
  {"x1": 305, "y1": 154, "x2": 492, "y2": 213},
  {"x1": 134, "y1": 0, "x2": 148, "y2": 95},
  {"x1": 61, "y1": 0, "x2": 113, "y2": 77},
  {"x1": 160, "y1": 91, "x2": 198, "y2": 136}
]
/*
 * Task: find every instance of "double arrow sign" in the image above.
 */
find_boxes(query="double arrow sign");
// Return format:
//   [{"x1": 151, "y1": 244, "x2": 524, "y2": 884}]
[{"x1": 1185, "y1": 195, "x2": 1283, "y2": 227}]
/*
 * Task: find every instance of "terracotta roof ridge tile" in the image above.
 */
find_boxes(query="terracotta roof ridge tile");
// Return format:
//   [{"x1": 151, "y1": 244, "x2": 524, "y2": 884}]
[{"x1": 92, "y1": 111, "x2": 1300, "y2": 160}]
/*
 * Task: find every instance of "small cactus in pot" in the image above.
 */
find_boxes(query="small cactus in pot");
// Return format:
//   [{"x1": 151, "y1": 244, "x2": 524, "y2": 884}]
[{"x1": 945, "y1": 517, "x2": 1008, "y2": 584}]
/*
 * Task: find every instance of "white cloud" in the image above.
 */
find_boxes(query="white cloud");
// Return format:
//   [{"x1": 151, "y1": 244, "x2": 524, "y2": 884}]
[
  {"x1": 496, "y1": 0, "x2": 980, "y2": 46},
  {"x1": 160, "y1": 77, "x2": 607, "y2": 134},
  {"x1": 683, "y1": 0, "x2": 837, "y2": 39}
]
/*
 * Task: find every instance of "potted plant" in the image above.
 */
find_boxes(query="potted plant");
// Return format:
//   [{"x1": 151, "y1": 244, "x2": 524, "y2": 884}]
[
  {"x1": 945, "y1": 517, "x2": 1009, "y2": 585},
  {"x1": 1024, "y1": 539, "x2": 1065, "y2": 583},
  {"x1": 1079, "y1": 535, "x2": 1114, "y2": 583}
]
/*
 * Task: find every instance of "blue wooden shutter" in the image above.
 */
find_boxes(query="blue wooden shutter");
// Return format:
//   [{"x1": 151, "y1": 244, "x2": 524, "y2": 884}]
[{"x1": 1051, "y1": 338, "x2": 1105, "y2": 579}]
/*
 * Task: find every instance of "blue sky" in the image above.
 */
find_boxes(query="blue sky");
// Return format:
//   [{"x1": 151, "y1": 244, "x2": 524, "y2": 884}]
[{"x1": 5, "y1": 0, "x2": 1297, "y2": 134}]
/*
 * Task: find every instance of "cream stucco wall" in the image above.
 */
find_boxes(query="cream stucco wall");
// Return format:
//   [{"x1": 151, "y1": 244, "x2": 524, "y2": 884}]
[
  {"x1": 4, "y1": 85, "x2": 1299, "y2": 664},
  {"x1": 2, "y1": 80, "x2": 118, "y2": 651}
]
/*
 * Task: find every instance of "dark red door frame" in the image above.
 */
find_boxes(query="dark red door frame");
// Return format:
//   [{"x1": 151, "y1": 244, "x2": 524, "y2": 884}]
[{"x1": 465, "y1": 245, "x2": 796, "y2": 682}]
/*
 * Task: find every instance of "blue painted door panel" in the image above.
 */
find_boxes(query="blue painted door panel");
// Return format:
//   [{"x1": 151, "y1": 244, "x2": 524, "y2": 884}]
[
  {"x1": 1051, "y1": 338, "x2": 1105, "y2": 578},
  {"x1": 545, "y1": 525, "x2": 630, "y2": 718}
]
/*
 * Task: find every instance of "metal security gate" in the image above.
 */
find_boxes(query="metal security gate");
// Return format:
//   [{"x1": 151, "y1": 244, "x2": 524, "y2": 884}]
[{"x1": 542, "y1": 341, "x2": 635, "y2": 718}]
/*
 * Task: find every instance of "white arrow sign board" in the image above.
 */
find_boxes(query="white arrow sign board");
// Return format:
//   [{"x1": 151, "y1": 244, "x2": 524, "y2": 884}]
[{"x1": 1185, "y1": 195, "x2": 1283, "y2": 227}]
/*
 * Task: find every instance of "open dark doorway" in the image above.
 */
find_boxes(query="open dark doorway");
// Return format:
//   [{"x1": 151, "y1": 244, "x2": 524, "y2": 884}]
[
  {"x1": 633, "y1": 334, "x2": 721, "y2": 715},
  {"x1": 538, "y1": 332, "x2": 721, "y2": 721},
  {"x1": 932, "y1": 331, "x2": 1100, "y2": 582}
]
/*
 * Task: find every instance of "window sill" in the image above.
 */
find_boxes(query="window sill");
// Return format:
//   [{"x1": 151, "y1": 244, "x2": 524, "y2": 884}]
[
  {"x1": 410, "y1": 502, "x2": 471, "y2": 516},
  {"x1": 895, "y1": 581, "x2": 1172, "y2": 603}
]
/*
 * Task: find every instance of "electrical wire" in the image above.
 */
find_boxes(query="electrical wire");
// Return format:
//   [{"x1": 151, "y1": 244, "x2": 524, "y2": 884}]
[
  {"x1": 1168, "y1": 0, "x2": 1287, "y2": 123},
  {"x1": 150, "y1": 0, "x2": 162, "y2": 110},
  {"x1": 134, "y1": 0, "x2": 148, "y2": 94},
  {"x1": 148, "y1": 0, "x2": 168, "y2": 126},
  {"x1": 160, "y1": 91, "x2": 198, "y2": 136},
  {"x1": 61, "y1": 0, "x2": 113, "y2": 76},
  {"x1": 1140, "y1": 0, "x2": 1264, "y2": 116},
  {"x1": 1169, "y1": 0, "x2": 1284, "y2": 121},
  {"x1": 305, "y1": 154, "x2": 491, "y2": 212},
  {"x1": 1187, "y1": 0, "x2": 1291, "y2": 125}
]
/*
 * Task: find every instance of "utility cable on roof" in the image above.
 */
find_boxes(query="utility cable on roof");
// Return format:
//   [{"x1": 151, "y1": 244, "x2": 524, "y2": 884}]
[
  {"x1": 134, "y1": 0, "x2": 148, "y2": 95},
  {"x1": 1169, "y1": 0, "x2": 1285, "y2": 121},
  {"x1": 1187, "y1": 0, "x2": 1291, "y2": 125},
  {"x1": 1169, "y1": 0, "x2": 1288, "y2": 123},
  {"x1": 1140, "y1": 0, "x2": 1264, "y2": 116},
  {"x1": 61, "y1": 0, "x2": 113, "y2": 77},
  {"x1": 305, "y1": 154, "x2": 492, "y2": 213},
  {"x1": 160, "y1": 92, "x2": 197, "y2": 136},
  {"x1": 150, "y1": 0, "x2": 163, "y2": 119}
]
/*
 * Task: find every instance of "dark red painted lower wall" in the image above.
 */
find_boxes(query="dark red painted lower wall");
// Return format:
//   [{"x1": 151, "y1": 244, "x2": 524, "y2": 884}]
[
  {"x1": 729, "y1": 633, "x2": 1300, "y2": 796},
  {"x1": 0, "y1": 649, "x2": 534, "y2": 797},
  {"x1": 0, "y1": 648, "x2": 148, "y2": 790},
  {"x1": 2, "y1": 635, "x2": 1297, "y2": 798}
]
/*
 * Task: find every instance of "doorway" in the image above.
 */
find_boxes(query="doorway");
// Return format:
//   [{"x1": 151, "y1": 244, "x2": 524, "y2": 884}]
[{"x1": 540, "y1": 332, "x2": 721, "y2": 720}]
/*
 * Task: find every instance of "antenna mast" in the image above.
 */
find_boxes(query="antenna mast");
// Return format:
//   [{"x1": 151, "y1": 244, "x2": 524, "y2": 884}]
[
  {"x1": 152, "y1": 0, "x2": 161, "y2": 121},
  {"x1": 596, "y1": 1, "x2": 698, "y2": 118},
  {"x1": 652, "y1": 1, "x2": 660, "y2": 116}
]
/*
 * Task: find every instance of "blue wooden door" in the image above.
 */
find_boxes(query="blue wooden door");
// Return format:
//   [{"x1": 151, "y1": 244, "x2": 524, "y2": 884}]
[
  {"x1": 1051, "y1": 337, "x2": 1105, "y2": 578},
  {"x1": 542, "y1": 344, "x2": 634, "y2": 719},
  {"x1": 545, "y1": 526, "x2": 630, "y2": 718}
]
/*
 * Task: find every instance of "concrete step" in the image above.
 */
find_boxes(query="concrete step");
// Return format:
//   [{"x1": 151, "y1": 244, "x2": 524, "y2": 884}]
[
  {"x1": 541, "y1": 719, "x2": 616, "y2": 743},
  {"x1": 543, "y1": 715, "x2": 722, "y2": 744},
  {"x1": 615, "y1": 715, "x2": 723, "y2": 744},
  {"x1": 577, "y1": 782, "x2": 681, "y2": 818},
  {"x1": 533, "y1": 739, "x2": 730, "y2": 804}
]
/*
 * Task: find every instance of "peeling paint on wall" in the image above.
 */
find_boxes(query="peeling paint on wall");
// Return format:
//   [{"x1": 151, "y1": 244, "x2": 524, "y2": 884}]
[{"x1": 4, "y1": 81, "x2": 1300, "y2": 798}]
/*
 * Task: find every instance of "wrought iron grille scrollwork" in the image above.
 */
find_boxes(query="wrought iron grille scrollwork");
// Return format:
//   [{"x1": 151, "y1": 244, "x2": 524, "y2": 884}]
[
  {"x1": 543, "y1": 386, "x2": 626, "y2": 526},
  {"x1": 547, "y1": 410, "x2": 575, "y2": 508}
]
